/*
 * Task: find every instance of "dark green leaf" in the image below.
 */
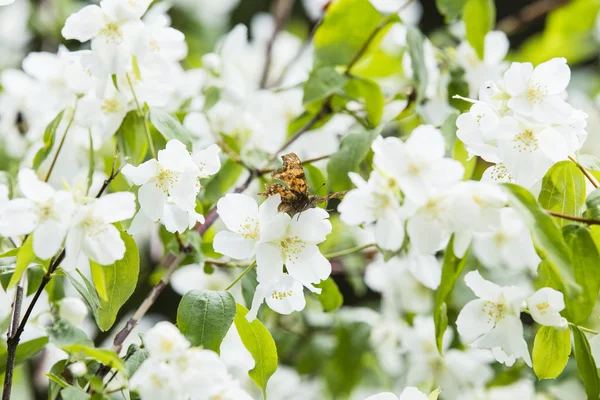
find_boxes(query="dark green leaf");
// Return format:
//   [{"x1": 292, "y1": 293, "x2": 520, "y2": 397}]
[
  {"x1": 177, "y1": 290, "x2": 236, "y2": 354},
  {"x1": 539, "y1": 161, "x2": 586, "y2": 228},
  {"x1": 47, "y1": 318, "x2": 93, "y2": 348},
  {"x1": 572, "y1": 325, "x2": 600, "y2": 399},
  {"x1": 124, "y1": 344, "x2": 149, "y2": 378},
  {"x1": 434, "y1": 236, "x2": 468, "y2": 354},
  {"x1": 436, "y1": 0, "x2": 469, "y2": 20},
  {"x1": 0, "y1": 336, "x2": 49, "y2": 374},
  {"x1": 241, "y1": 266, "x2": 258, "y2": 310},
  {"x1": 32, "y1": 110, "x2": 65, "y2": 170},
  {"x1": 233, "y1": 303, "x2": 278, "y2": 395},
  {"x1": 532, "y1": 326, "x2": 571, "y2": 379}
]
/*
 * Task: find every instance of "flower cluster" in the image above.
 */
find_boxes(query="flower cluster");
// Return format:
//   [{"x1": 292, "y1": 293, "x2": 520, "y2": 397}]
[
  {"x1": 214, "y1": 193, "x2": 332, "y2": 320},
  {"x1": 457, "y1": 57, "x2": 588, "y2": 188},
  {"x1": 130, "y1": 321, "x2": 252, "y2": 400}
]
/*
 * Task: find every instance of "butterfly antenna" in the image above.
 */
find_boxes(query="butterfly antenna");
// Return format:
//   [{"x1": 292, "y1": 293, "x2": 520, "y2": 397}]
[{"x1": 315, "y1": 182, "x2": 327, "y2": 195}]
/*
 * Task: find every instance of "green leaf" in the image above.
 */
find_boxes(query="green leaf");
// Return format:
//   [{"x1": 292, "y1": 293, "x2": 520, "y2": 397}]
[
  {"x1": 434, "y1": 236, "x2": 468, "y2": 354},
  {"x1": 532, "y1": 326, "x2": 571, "y2": 379},
  {"x1": 0, "y1": 247, "x2": 19, "y2": 258},
  {"x1": 241, "y1": 266, "x2": 258, "y2": 310},
  {"x1": 313, "y1": 0, "x2": 382, "y2": 67},
  {"x1": 572, "y1": 325, "x2": 600, "y2": 399},
  {"x1": 303, "y1": 66, "x2": 348, "y2": 106},
  {"x1": 94, "y1": 232, "x2": 140, "y2": 331},
  {"x1": 452, "y1": 139, "x2": 476, "y2": 179},
  {"x1": 406, "y1": 26, "x2": 428, "y2": 102},
  {"x1": 204, "y1": 159, "x2": 244, "y2": 204},
  {"x1": 32, "y1": 110, "x2": 65, "y2": 170},
  {"x1": 436, "y1": 0, "x2": 469, "y2": 20},
  {"x1": 60, "y1": 386, "x2": 90, "y2": 400},
  {"x1": 538, "y1": 161, "x2": 586, "y2": 228},
  {"x1": 304, "y1": 164, "x2": 327, "y2": 200},
  {"x1": 63, "y1": 344, "x2": 127, "y2": 375},
  {"x1": 48, "y1": 360, "x2": 68, "y2": 400},
  {"x1": 315, "y1": 278, "x2": 344, "y2": 312},
  {"x1": 327, "y1": 128, "x2": 380, "y2": 192},
  {"x1": 117, "y1": 111, "x2": 148, "y2": 165},
  {"x1": 586, "y1": 188, "x2": 600, "y2": 221},
  {"x1": 463, "y1": 0, "x2": 496, "y2": 59},
  {"x1": 66, "y1": 270, "x2": 100, "y2": 311},
  {"x1": 344, "y1": 77, "x2": 385, "y2": 126},
  {"x1": 563, "y1": 225, "x2": 600, "y2": 323},
  {"x1": 89, "y1": 261, "x2": 107, "y2": 302},
  {"x1": 233, "y1": 303, "x2": 278, "y2": 395},
  {"x1": 0, "y1": 336, "x2": 49, "y2": 374},
  {"x1": 148, "y1": 108, "x2": 194, "y2": 147},
  {"x1": 124, "y1": 344, "x2": 149, "y2": 378},
  {"x1": 177, "y1": 290, "x2": 236, "y2": 354},
  {"x1": 502, "y1": 184, "x2": 577, "y2": 295},
  {"x1": 8, "y1": 235, "x2": 34, "y2": 288},
  {"x1": 47, "y1": 318, "x2": 93, "y2": 348}
]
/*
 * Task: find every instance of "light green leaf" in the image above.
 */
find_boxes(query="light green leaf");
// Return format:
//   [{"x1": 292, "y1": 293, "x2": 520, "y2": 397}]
[
  {"x1": 538, "y1": 161, "x2": 586, "y2": 227},
  {"x1": 586, "y1": 188, "x2": 600, "y2": 221},
  {"x1": 89, "y1": 261, "x2": 107, "y2": 302},
  {"x1": 233, "y1": 303, "x2": 278, "y2": 395},
  {"x1": 204, "y1": 159, "x2": 244, "y2": 204},
  {"x1": 0, "y1": 336, "x2": 49, "y2": 374},
  {"x1": 63, "y1": 344, "x2": 127, "y2": 375},
  {"x1": 406, "y1": 26, "x2": 428, "y2": 102},
  {"x1": 563, "y1": 225, "x2": 600, "y2": 324},
  {"x1": 532, "y1": 326, "x2": 571, "y2": 379},
  {"x1": 463, "y1": 0, "x2": 495, "y2": 59},
  {"x1": 117, "y1": 111, "x2": 148, "y2": 165},
  {"x1": 47, "y1": 318, "x2": 93, "y2": 348},
  {"x1": 32, "y1": 110, "x2": 65, "y2": 170},
  {"x1": 304, "y1": 164, "x2": 327, "y2": 203},
  {"x1": 327, "y1": 128, "x2": 380, "y2": 192},
  {"x1": 8, "y1": 235, "x2": 34, "y2": 288},
  {"x1": 124, "y1": 344, "x2": 149, "y2": 378},
  {"x1": 60, "y1": 386, "x2": 90, "y2": 400},
  {"x1": 315, "y1": 278, "x2": 344, "y2": 312},
  {"x1": 436, "y1": 0, "x2": 469, "y2": 20},
  {"x1": 434, "y1": 235, "x2": 468, "y2": 354},
  {"x1": 0, "y1": 247, "x2": 19, "y2": 259},
  {"x1": 66, "y1": 270, "x2": 100, "y2": 311},
  {"x1": 148, "y1": 108, "x2": 194, "y2": 147},
  {"x1": 94, "y1": 232, "x2": 140, "y2": 331},
  {"x1": 572, "y1": 325, "x2": 600, "y2": 399},
  {"x1": 177, "y1": 290, "x2": 236, "y2": 354},
  {"x1": 344, "y1": 77, "x2": 385, "y2": 126},
  {"x1": 428, "y1": 388, "x2": 441, "y2": 400},
  {"x1": 303, "y1": 66, "x2": 348, "y2": 106},
  {"x1": 313, "y1": 0, "x2": 382, "y2": 67},
  {"x1": 502, "y1": 184, "x2": 577, "y2": 295},
  {"x1": 452, "y1": 139, "x2": 476, "y2": 179}
]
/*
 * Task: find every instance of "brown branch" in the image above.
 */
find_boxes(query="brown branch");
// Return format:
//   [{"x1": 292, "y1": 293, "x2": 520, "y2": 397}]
[
  {"x1": 2, "y1": 276, "x2": 25, "y2": 400},
  {"x1": 497, "y1": 0, "x2": 569, "y2": 36},
  {"x1": 546, "y1": 210, "x2": 600, "y2": 225},
  {"x1": 260, "y1": 0, "x2": 296, "y2": 89},
  {"x1": 569, "y1": 155, "x2": 599, "y2": 189}
]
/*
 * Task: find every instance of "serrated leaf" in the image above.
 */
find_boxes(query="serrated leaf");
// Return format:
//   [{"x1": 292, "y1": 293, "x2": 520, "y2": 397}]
[
  {"x1": 572, "y1": 325, "x2": 600, "y2": 399},
  {"x1": 327, "y1": 128, "x2": 380, "y2": 192},
  {"x1": 8, "y1": 235, "x2": 34, "y2": 288},
  {"x1": 502, "y1": 184, "x2": 577, "y2": 296},
  {"x1": 539, "y1": 161, "x2": 586, "y2": 228},
  {"x1": 94, "y1": 232, "x2": 139, "y2": 331},
  {"x1": 149, "y1": 108, "x2": 194, "y2": 148},
  {"x1": 32, "y1": 110, "x2": 65, "y2": 170},
  {"x1": 434, "y1": 235, "x2": 468, "y2": 354},
  {"x1": 177, "y1": 290, "x2": 236, "y2": 354},
  {"x1": 532, "y1": 326, "x2": 571, "y2": 379},
  {"x1": 463, "y1": 0, "x2": 495, "y2": 59},
  {"x1": 233, "y1": 303, "x2": 278, "y2": 395}
]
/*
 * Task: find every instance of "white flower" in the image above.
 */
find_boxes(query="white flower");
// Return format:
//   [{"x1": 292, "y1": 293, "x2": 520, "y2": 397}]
[
  {"x1": 0, "y1": 0, "x2": 16, "y2": 6},
  {"x1": 175, "y1": 348, "x2": 240, "y2": 399},
  {"x1": 472, "y1": 208, "x2": 540, "y2": 272},
  {"x1": 456, "y1": 102, "x2": 502, "y2": 163},
  {"x1": 456, "y1": 270, "x2": 531, "y2": 367},
  {"x1": 129, "y1": 358, "x2": 182, "y2": 400},
  {"x1": 213, "y1": 194, "x2": 279, "y2": 260},
  {"x1": 504, "y1": 58, "x2": 572, "y2": 122},
  {"x1": 69, "y1": 361, "x2": 87, "y2": 377},
  {"x1": 65, "y1": 192, "x2": 136, "y2": 268},
  {"x1": 58, "y1": 297, "x2": 89, "y2": 326},
  {"x1": 0, "y1": 169, "x2": 74, "y2": 260},
  {"x1": 76, "y1": 81, "x2": 129, "y2": 142},
  {"x1": 526, "y1": 288, "x2": 568, "y2": 329},
  {"x1": 365, "y1": 387, "x2": 432, "y2": 400},
  {"x1": 143, "y1": 321, "x2": 190, "y2": 361},
  {"x1": 373, "y1": 126, "x2": 464, "y2": 204},
  {"x1": 0, "y1": 184, "x2": 8, "y2": 213},
  {"x1": 247, "y1": 273, "x2": 306, "y2": 321},
  {"x1": 61, "y1": 0, "x2": 151, "y2": 74}
]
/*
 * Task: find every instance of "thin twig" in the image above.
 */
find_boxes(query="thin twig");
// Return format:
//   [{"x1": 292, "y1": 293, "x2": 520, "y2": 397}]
[
  {"x1": 2, "y1": 275, "x2": 26, "y2": 400},
  {"x1": 225, "y1": 262, "x2": 257, "y2": 291},
  {"x1": 546, "y1": 210, "x2": 600, "y2": 225},
  {"x1": 497, "y1": 0, "x2": 569, "y2": 36},
  {"x1": 324, "y1": 243, "x2": 377, "y2": 259},
  {"x1": 127, "y1": 75, "x2": 156, "y2": 158},
  {"x1": 45, "y1": 102, "x2": 78, "y2": 183},
  {"x1": 260, "y1": 0, "x2": 296, "y2": 89},
  {"x1": 569, "y1": 155, "x2": 600, "y2": 188}
]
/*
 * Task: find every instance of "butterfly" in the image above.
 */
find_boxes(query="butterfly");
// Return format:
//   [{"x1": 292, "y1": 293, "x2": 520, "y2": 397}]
[{"x1": 259, "y1": 152, "x2": 346, "y2": 215}]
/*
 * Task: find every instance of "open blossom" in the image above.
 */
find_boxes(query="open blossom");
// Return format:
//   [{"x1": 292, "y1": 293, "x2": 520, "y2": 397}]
[
  {"x1": 457, "y1": 271, "x2": 531, "y2": 367},
  {"x1": 365, "y1": 387, "x2": 436, "y2": 400},
  {"x1": 143, "y1": 321, "x2": 190, "y2": 360},
  {"x1": 0, "y1": 169, "x2": 74, "y2": 259},
  {"x1": 123, "y1": 139, "x2": 220, "y2": 233},
  {"x1": 526, "y1": 288, "x2": 568, "y2": 330},
  {"x1": 65, "y1": 192, "x2": 135, "y2": 268}
]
